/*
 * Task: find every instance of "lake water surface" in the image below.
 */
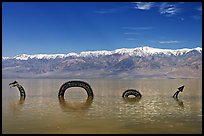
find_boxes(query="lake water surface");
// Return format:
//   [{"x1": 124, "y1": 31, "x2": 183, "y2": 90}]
[{"x1": 2, "y1": 78, "x2": 202, "y2": 134}]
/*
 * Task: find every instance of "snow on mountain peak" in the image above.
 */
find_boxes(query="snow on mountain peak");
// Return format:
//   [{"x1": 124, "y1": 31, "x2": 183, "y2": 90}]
[
  {"x1": 14, "y1": 54, "x2": 30, "y2": 60},
  {"x1": 3, "y1": 46, "x2": 202, "y2": 60},
  {"x1": 194, "y1": 47, "x2": 202, "y2": 53},
  {"x1": 79, "y1": 50, "x2": 112, "y2": 57}
]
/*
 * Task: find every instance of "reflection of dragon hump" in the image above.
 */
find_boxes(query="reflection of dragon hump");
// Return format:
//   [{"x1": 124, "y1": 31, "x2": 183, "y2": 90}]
[
  {"x1": 58, "y1": 96, "x2": 93, "y2": 112},
  {"x1": 58, "y1": 80, "x2": 94, "y2": 98}
]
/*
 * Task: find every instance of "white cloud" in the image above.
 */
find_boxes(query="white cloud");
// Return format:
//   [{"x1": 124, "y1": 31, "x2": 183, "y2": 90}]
[
  {"x1": 124, "y1": 32, "x2": 140, "y2": 35},
  {"x1": 180, "y1": 17, "x2": 184, "y2": 21},
  {"x1": 159, "y1": 40, "x2": 184, "y2": 44},
  {"x1": 191, "y1": 5, "x2": 202, "y2": 20},
  {"x1": 197, "y1": 6, "x2": 202, "y2": 11},
  {"x1": 123, "y1": 26, "x2": 153, "y2": 30},
  {"x1": 196, "y1": 6, "x2": 202, "y2": 16},
  {"x1": 126, "y1": 38, "x2": 137, "y2": 41},
  {"x1": 94, "y1": 9, "x2": 115, "y2": 14},
  {"x1": 159, "y1": 3, "x2": 178, "y2": 16},
  {"x1": 192, "y1": 15, "x2": 201, "y2": 20},
  {"x1": 94, "y1": 6, "x2": 129, "y2": 14},
  {"x1": 134, "y1": 2, "x2": 154, "y2": 10}
]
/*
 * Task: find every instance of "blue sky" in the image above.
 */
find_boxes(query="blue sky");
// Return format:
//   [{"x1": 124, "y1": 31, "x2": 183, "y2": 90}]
[{"x1": 2, "y1": 2, "x2": 202, "y2": 57}]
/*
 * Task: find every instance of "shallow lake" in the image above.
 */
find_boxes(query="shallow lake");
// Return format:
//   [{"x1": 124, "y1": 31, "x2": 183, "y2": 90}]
[{"x1": 2, "y1": 78, "x2": 202, "y2": 134}]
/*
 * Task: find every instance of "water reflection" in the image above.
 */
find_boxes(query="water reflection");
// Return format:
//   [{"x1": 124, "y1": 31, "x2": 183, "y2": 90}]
[
  {"x1": 173, "y1": 98, "x2": 184, "y2": 109},
  {"x1": 122, "y1": 97, "x2": 141, "y2": 103},
  {"x1": 58, "y1": 96, "x2": 93, "y2": 112},
  {"x1": 9, "y1": 96, "x2": 25, "y2": 115}
]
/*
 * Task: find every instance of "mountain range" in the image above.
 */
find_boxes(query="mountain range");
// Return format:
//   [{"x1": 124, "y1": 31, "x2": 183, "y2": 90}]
[{"x1": 2, "y1": 46, "x2": 202, "y2": 79}]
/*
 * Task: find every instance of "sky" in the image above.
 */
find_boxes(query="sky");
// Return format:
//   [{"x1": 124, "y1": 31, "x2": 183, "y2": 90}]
[{"x1": 2, "y1": 2, "x2": 202, "y2": 57}]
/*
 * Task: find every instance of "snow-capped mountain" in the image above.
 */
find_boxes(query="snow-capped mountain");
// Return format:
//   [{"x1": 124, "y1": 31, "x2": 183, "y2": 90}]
[
  {"x1": 3, "y1": 46, "x2": 202, "y2": 60},
  {"x1": 2, "y1": 46, "x2": 202, "y2": 79}
]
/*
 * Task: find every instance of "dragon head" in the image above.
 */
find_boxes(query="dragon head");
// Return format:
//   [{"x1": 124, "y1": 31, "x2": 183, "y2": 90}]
[{"x1": 9, "y1": 81, "x2": 18, "y2": 88}]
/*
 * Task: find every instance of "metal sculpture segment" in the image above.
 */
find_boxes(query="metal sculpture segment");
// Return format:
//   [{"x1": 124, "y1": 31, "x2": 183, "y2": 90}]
[
  {"x1": 58, "y1": 80, "x2": 94, "y2": 98},
  {"x1": 9, "y1": 81, "x2": 26, "y2": 98},
  {"x1": 173, "y1": 85, "x2": 184, "y2": 99},
  {"x1": 122, "y1": 89, "x2": 142, "y2": 98}
]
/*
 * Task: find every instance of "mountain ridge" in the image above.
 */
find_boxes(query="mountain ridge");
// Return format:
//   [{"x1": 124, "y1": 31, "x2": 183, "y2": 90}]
[
  {"x1": 2, "y1": 46, "x2": 202, "y2": 79},
  {"x1": 3, "y1": 46, "x2": 202, "y2": 60}
]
